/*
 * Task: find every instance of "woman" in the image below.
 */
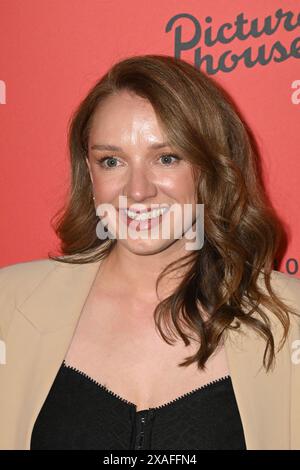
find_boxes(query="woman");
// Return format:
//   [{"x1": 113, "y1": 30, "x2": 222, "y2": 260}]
[{"x1": 0, "y1": 54, "x2": 299, "y2": 450}]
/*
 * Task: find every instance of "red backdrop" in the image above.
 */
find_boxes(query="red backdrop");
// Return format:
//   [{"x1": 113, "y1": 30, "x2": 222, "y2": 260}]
[{"x1": 0, "y1": 0, "x2": 299, "y2": 276}]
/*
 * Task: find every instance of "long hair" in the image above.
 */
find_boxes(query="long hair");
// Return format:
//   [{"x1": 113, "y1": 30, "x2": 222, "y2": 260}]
[{"x1": 48, "y1": 54, "x2": 298, "y2": 371}]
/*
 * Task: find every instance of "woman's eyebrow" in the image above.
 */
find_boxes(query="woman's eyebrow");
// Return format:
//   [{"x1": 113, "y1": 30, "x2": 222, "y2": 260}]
[{"x1": 90, "y1": 141, "x2": 171, "y2": 151}]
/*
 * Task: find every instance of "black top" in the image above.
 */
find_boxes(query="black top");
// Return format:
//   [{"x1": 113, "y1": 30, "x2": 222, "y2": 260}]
[{"x1": 30, "y1": 361, "x2": 247, "y2": 450}]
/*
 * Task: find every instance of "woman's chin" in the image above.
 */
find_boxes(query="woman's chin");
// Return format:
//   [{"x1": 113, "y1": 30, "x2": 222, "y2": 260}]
[{"x1": 116, "y1": 236, "x2": 178, "y2": 255}]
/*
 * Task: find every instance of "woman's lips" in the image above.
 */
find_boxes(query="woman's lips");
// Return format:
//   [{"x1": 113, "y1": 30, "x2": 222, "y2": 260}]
[{"x1": 118, "y1": 208, "x2": 170, "y2": 232}]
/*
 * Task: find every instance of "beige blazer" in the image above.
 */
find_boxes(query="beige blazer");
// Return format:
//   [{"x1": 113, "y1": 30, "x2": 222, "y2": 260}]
[{"x1": 0, "y1": 257, "x2": 300, "y2": 450}]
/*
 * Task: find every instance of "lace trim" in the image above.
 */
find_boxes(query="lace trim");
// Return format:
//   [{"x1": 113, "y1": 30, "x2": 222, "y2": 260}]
[
  {"x1": 63, "y1": 360, "x2": 135, "y2": 407},
  {"x1": 62, "y1": 360, "x2": 230, "y2": 412}
]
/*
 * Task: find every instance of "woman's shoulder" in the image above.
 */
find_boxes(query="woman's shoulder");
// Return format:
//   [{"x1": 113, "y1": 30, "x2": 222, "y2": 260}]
[
  {"x1": 258, "y1": 269, "x2": 300, "y2": 302},
  {"x1": 0, "y1": 257, "x2": 61, "y2": 291},
  {"x1": 269, "y1": 269, "x2": 300, "y2": 308},
  {"x1": 270, "y1": 268, "x2": 300, "y2": 287},
  {"x1": 0, "y1": 257, "x2": 67, "y2": 340},
  {"x1": 0, "y1": 256, "x2": 83, "y2": 307},
  {"x1": 261, "y1": 269, "x2": 300, "y2": 337}
]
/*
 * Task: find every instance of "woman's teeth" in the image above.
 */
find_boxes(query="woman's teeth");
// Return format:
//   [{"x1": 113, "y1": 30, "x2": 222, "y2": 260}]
[{"x1": 125, "y1": 207, "x2": 169, "y2": 221}]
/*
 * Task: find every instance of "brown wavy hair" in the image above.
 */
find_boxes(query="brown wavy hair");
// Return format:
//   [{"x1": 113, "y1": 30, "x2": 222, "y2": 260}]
[{"x1": 48, "y1": 54, "x2": 299, "y2": 372}]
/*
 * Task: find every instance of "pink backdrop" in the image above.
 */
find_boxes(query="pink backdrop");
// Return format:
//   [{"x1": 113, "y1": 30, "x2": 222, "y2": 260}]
[{"x1": 0, "y1": 0, "x2": 299, "y2": 276}]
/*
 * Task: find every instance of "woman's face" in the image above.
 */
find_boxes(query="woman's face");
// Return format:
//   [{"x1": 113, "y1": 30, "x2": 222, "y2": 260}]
[{"x1": 86, "y1": 90, "x2": 199, "y2": 256}]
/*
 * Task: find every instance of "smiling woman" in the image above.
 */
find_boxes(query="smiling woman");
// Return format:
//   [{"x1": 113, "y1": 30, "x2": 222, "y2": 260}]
[{"x1": 0, "y1": 54, "x2": 300, "y2": 451}]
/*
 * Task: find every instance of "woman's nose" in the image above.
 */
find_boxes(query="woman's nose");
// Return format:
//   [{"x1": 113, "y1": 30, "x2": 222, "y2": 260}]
[{"x1": 123, "y1": 166, "x2": 157, "y2": 202}]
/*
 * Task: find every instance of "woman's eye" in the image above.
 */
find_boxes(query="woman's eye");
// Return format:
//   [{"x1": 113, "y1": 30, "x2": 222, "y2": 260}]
[
  {"x1": 96, "y1": 153, "x2": 181, "y2": 170},
  {"x1": 159, "y1": 154, "x2": 181, "y2": 166},
  {"x1": 96, "y1": 156, "x2": 120, "y2": 169}
]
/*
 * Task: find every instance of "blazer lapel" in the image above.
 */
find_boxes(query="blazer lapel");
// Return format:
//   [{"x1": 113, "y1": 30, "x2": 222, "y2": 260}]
[{"x1": 224, "y1": 317, "x2": 291, "y2": 449}]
